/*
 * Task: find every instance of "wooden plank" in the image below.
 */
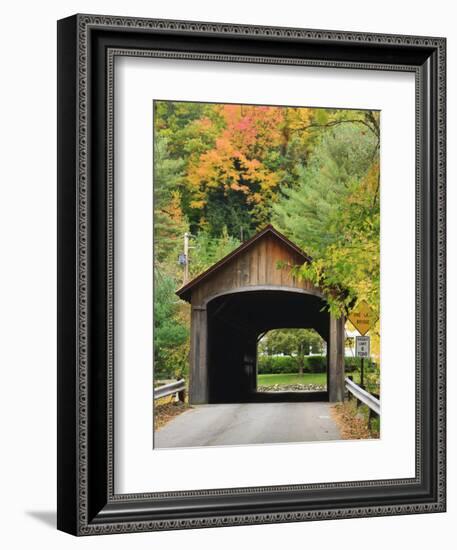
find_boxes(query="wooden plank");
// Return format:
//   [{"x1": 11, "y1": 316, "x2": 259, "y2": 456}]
[
  {"x1": 278, "y1": 242, "x2": 289, "y2": 285},
  {"x1": 250, "y1": 240, "x2": 259, "y2": 285},
  {"x1": 328, "y1": 315, "x2": 345, "y2": 402},
  {"x1": 258, "y1": 237, "x2": 267, "y2": 286},
  {"x1": 239, "y1": 247, "x2": 250, "y2": 287},
  {"x1": 189, "y1": 306, "x2": 208, "y2": 404},
  {"x1": 266, "y1": 234, "x2": 275, "y2": 284},
  {"x1": 269, "y1": 237, "x2": 281, "y2": 285}
]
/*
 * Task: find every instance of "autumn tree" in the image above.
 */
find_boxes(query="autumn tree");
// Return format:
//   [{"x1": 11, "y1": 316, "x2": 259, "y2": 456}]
[{"x1": 186, "y1": 104, "x2": 285, "y2": 236}]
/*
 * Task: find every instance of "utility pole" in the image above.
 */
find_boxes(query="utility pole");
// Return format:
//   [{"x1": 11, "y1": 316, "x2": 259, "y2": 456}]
[
  {"x1": 183, "y1": 232, "x2": 190, "y2": 284},
  {"x1": 180, "y1": 232, "x2": 195, "y2": 285}
]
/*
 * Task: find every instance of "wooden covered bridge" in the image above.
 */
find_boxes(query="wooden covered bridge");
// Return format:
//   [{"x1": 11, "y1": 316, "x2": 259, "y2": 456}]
[{"x1": 176, "y1": 225, "x2": 345, "y2": 405}]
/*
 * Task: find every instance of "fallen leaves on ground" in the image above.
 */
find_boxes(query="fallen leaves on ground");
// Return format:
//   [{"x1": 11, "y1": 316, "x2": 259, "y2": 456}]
[
  {"x1": 331, "y1": 400, "x2": 379, "y2": 440},
  {"x1": 154, "y1": 401, "x2": 190, "y2": 431}
]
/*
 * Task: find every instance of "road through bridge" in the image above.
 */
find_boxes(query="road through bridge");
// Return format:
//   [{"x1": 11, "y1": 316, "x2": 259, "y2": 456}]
[{"x1": 154, "y1": 402, "x2": 341, "y2": 449}]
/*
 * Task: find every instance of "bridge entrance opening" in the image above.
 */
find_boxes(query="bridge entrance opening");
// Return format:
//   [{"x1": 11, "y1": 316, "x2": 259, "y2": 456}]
[
  {"x1": 205, "y1": 290, "x2": 333, "y2": 404},
  {"x1": 256, "y1": 328, "x2": 327, "y2": 397}
]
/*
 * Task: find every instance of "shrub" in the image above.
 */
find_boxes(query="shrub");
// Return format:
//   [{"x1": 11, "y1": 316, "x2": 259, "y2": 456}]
[
  {"x1": 257, "y1": 355, "x2": 378, "y2": 375},
  {"x1": 344, "y1": 357, "x2": 377, "y2": 373},
  {"x1": 306, "y1": 355, "x2": 327, "y2": 372},
  {"x1": 257, "y1": 355, "x2": 296, "y2": 374},
  {"x1": 257, "y1": 355, "x2": 327, "y2": 374}
]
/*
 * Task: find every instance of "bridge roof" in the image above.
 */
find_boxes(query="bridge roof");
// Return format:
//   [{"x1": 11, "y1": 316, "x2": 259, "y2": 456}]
[{"x1": 176, "y1": 225, "x2": 312, "y2": 303}]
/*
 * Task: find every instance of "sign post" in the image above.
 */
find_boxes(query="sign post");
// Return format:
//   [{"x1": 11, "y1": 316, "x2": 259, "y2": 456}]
[
  {"x1": 356, "y1": 335, "x2": 370, "y2": 388},
  {"x1": 348, "y1": 301, "x2": 377, "y2": 389}
]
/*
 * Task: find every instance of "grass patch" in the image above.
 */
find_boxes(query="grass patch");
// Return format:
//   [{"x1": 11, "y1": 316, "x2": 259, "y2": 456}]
[
  {"x1": 257, "y1": 373, "x2": 370, "y2": 387},
  {"x1": 257, "y1": 373, "x2": 327, "y2": 386}
]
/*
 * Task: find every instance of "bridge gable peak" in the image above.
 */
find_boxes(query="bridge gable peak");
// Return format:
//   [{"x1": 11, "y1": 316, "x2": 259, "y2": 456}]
[{"x1": 177, "y1": 225, "x2": 316, "y2": 304}]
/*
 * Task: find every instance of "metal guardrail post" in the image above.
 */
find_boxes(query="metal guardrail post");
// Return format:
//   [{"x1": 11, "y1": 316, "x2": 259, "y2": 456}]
[
  {"x1": 154, "y1": 379, "x2": 186, "y2": 402},
  {"x1": 344, "y1": 377, "x2": 380, "y2": 417}
]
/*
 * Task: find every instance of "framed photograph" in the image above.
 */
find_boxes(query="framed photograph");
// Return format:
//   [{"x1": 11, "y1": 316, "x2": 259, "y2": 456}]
[{"x1": 57, "y1": 14, "x2": 446, "y2": 535}]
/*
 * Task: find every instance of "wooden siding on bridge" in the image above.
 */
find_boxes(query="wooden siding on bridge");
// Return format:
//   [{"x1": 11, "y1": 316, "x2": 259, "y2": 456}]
[{"x1": 189, "y1": 231, "x2": 323, "y2": 307}]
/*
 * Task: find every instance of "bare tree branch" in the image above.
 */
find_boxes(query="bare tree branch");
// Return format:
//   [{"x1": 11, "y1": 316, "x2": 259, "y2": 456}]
[{"x1": 299, "y1": 118, "x2": 380, "y2": 138}]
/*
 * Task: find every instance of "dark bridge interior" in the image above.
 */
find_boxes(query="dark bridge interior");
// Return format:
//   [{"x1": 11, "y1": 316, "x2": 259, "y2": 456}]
[{"x1": 206, "y1": 290, "x2": 330, "y2": 404}]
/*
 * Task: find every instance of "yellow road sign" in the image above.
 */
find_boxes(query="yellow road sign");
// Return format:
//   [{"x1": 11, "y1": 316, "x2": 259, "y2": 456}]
[{"x1": 348, "y1": 300, "x2": 377, "y2": 336}]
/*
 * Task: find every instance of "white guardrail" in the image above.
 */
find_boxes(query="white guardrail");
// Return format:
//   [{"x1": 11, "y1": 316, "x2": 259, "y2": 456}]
[
  {"x1": 345, "y1": 377, "x2": 380, "y2": 416},
  {"x1": 154, "y1": 379, "x2": 186, "y2": 400}
]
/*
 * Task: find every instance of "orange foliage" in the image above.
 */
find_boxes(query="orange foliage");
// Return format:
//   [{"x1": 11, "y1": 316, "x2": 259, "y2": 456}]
[{"x1": 187, "y1": 105, "x2": 285, "y2": 211}]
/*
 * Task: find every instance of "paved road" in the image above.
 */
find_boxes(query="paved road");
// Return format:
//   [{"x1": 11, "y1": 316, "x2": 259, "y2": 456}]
[{"x1": 154, "y1": 402, "x2": 341, "y2": 449}]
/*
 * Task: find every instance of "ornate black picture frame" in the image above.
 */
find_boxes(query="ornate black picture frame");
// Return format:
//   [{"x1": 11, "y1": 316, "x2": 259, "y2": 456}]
[{"x1": 57, "y1": 14, "x2": 446, "y2": 535}]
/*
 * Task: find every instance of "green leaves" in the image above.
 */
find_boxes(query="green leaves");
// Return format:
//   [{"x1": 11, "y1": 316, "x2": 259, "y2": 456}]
[
  {"x1": 154, "y1": 273, "x2": 189, "y2": 379},
  {"x1": 189, "y1": 228, "x2": 240, "y2": 278},
  {"x1": 273, "y1": 123, "x2": 380, "y2": 317}
]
